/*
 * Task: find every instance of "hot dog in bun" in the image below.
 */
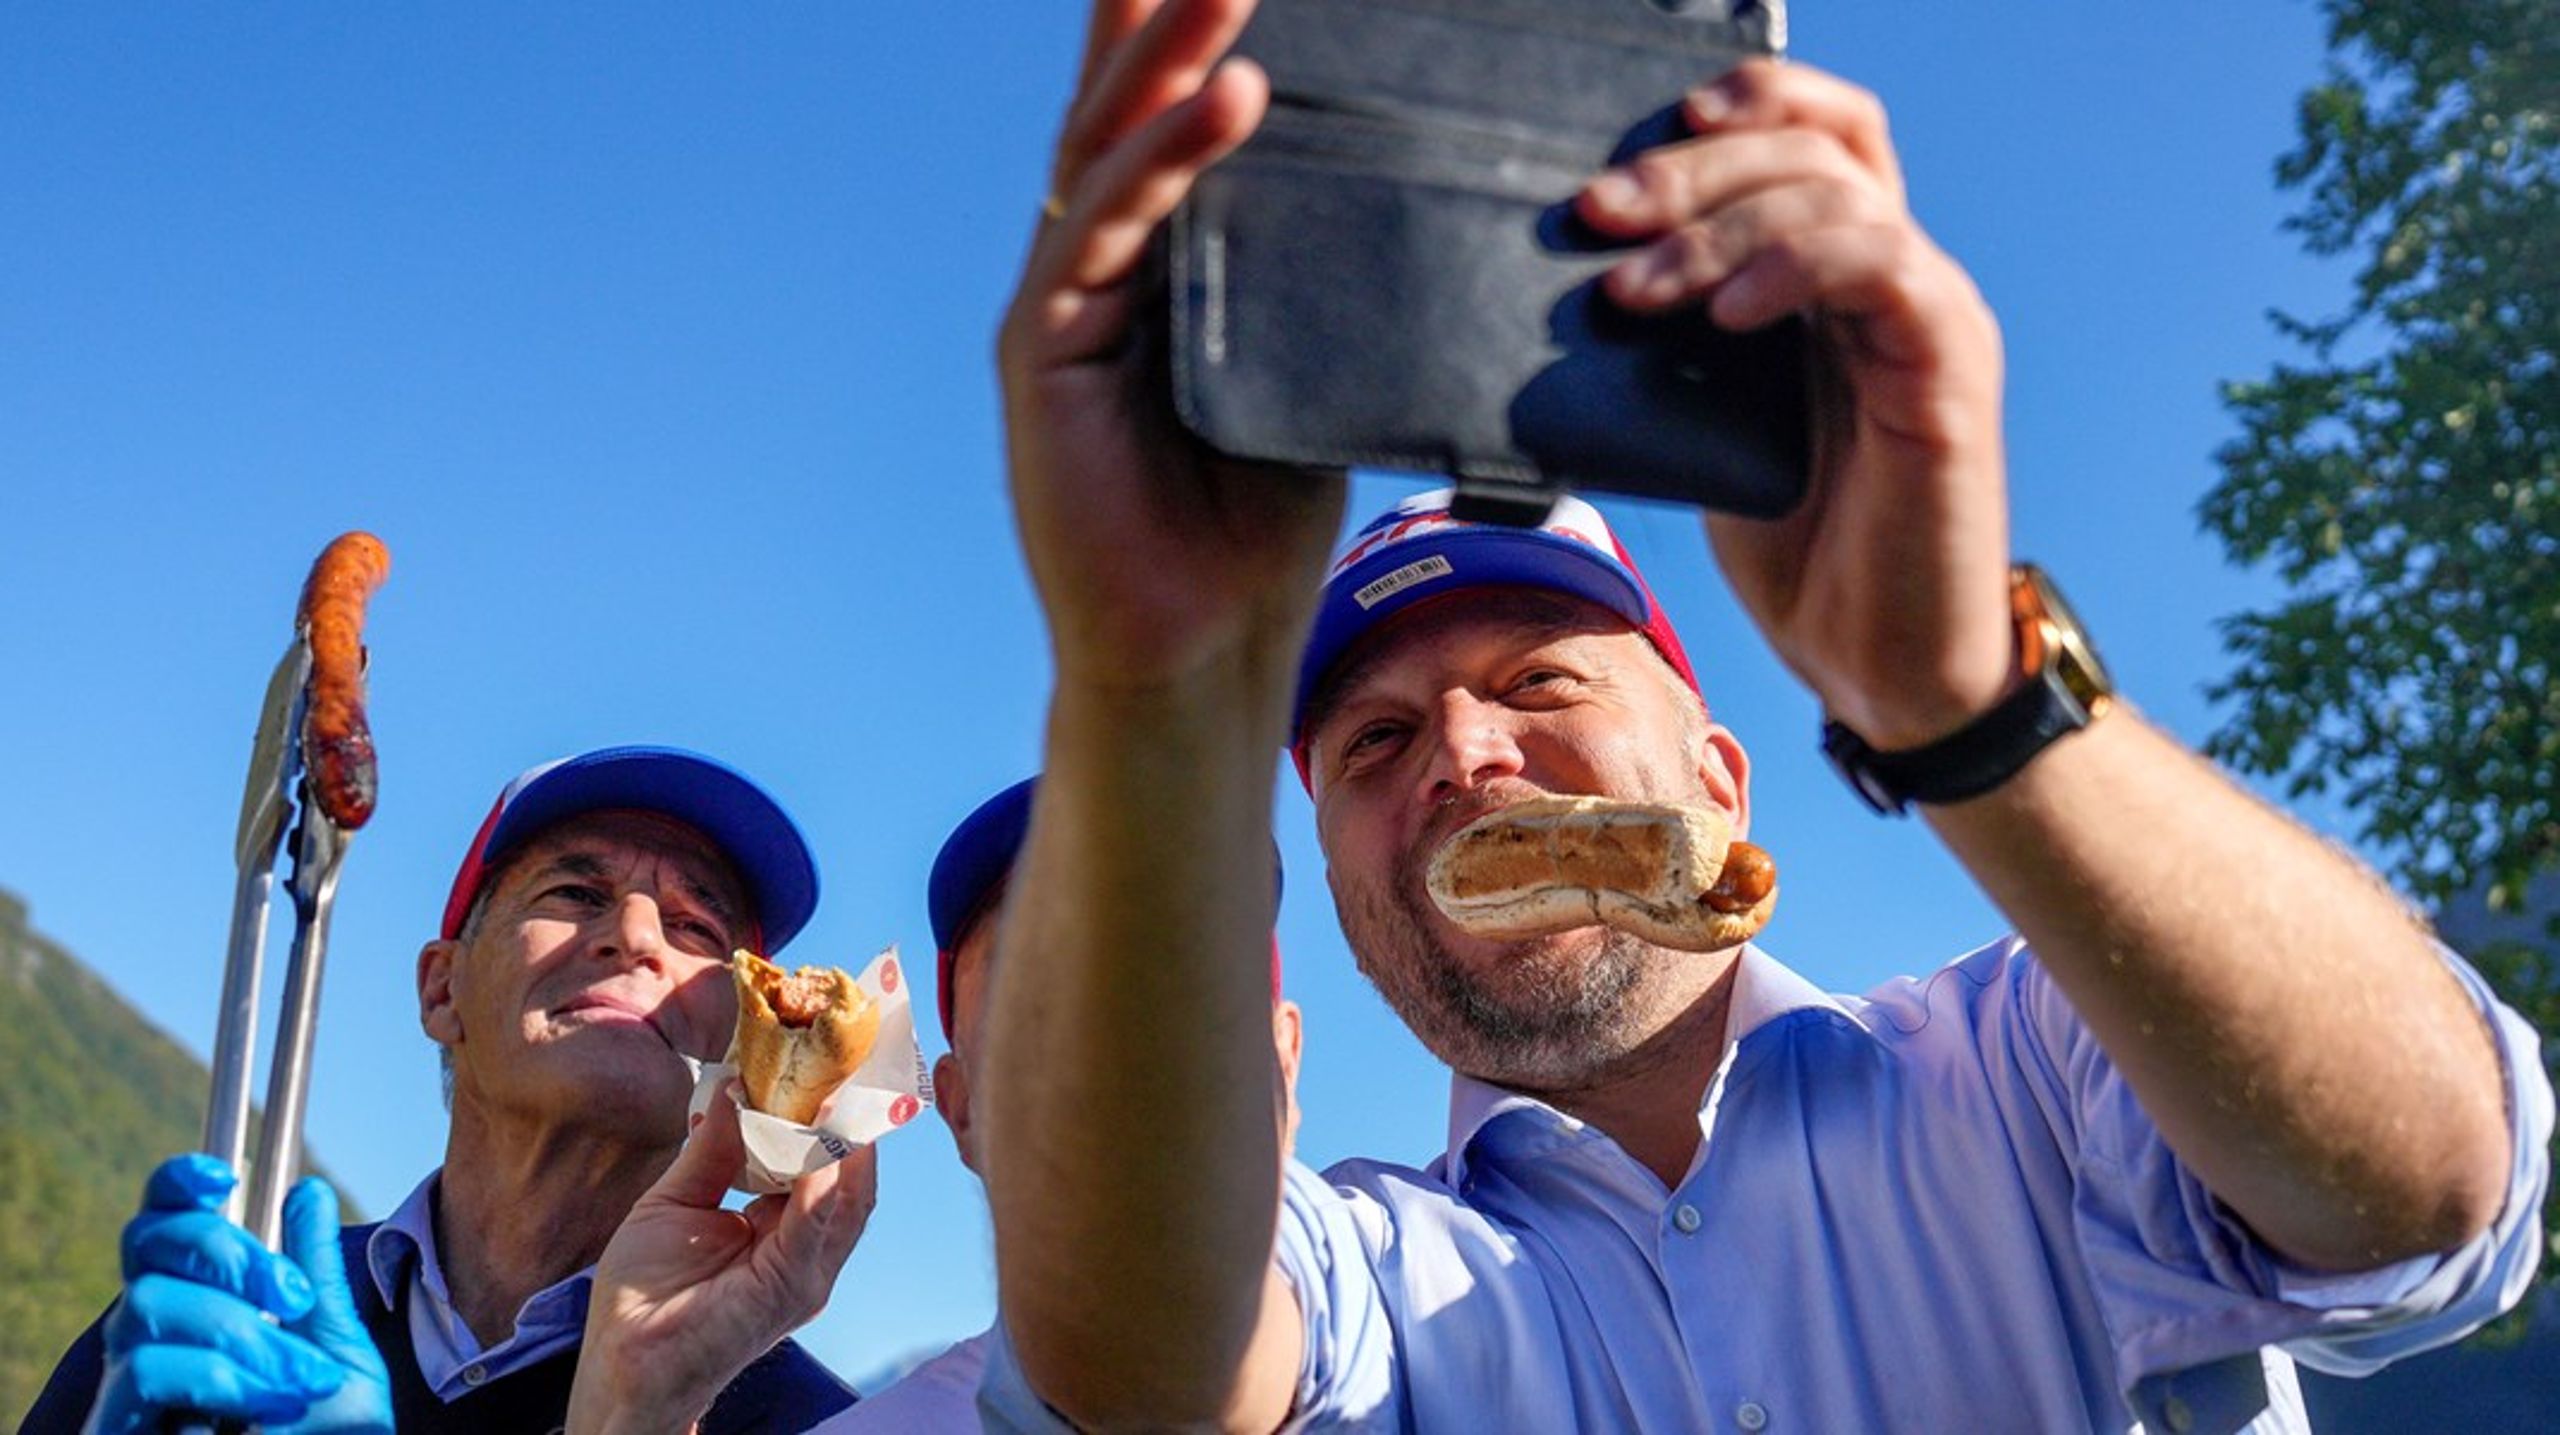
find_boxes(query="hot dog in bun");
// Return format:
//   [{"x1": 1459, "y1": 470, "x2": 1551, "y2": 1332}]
[
  {"x1": 730, "y1": 950, "x2": 880, "y2": 1124},
  {"x1": 1426, "y1": 795, "x2": 1777, "y2": 952}
]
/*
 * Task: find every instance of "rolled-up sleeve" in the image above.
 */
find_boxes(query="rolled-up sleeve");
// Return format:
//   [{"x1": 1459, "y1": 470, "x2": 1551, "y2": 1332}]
[
  {"x1": 978, "y1": 1159, "x2": 1399, "y2": 1432},
  {"x1": 2007, "y1": 938, "x2": 2551, "y2": 1396}
]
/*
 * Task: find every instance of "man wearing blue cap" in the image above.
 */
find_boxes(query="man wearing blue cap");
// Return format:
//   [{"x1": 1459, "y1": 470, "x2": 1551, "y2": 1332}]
[
  {"x1": 555, "y1": 774, "x2": 1302, "y2": 1433},
  {"x1": 26, "y1": 746, "x2": 871, "y2": 1435},
  {"x1": 968, "y1": 1, "x2": 2549, "y2": 1431}
]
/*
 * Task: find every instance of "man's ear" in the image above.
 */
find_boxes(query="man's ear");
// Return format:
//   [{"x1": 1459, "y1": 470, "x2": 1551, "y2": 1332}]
[
  {"x1": 1700, "y1": 723, "x2": 1752, "y2": 840},
  {"x1": 418, "y1": 940, "x2": 464, "y2": 1049},
  {"x1": 934, "y1": 1052, "x2": 978, "y2": 1177},
  {"x1": 1274, "y1": 1001, "x2": 1305, "y2": 1091},
  {"x1": 1274, "y1": 1000, "x2": 1306, "y2": 1152}
]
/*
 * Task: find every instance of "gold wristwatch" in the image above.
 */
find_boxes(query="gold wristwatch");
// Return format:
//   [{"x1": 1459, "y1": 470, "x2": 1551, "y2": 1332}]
[{"x1": 1821, "y1": 564, "x2": 2116, "y2": 816}]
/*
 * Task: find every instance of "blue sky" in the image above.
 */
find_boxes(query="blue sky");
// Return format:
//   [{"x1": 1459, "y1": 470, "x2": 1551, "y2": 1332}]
[{"x1": 1, "y1": 2, "x2": 2358, "y2": 1383}]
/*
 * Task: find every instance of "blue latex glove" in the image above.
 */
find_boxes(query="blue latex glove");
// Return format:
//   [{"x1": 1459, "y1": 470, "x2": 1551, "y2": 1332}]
[{"x1": 85, "y1": 1154, "x2": 393, "y2": 1435}]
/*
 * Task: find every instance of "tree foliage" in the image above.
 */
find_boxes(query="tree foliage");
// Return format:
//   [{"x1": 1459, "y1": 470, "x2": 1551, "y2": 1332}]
[
  {"x1": 2201, "y1": 0, "x2": 2558, "y2": 916},
  {"x1": 2203, "y1": 0, "x2": 2558, "y2": 1295}
]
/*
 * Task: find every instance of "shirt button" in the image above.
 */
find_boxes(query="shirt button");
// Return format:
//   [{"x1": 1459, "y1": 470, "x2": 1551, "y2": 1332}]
[
  {"x1": 462, "y1": 1364, "x2": 488, "y2": 1388},
  {"x1": 1672, "y1": 1203, "x2": 1703, "y2": 1234},
  {"x1": 1735, "y1": 1400, "x2": 1769, "y2": 1431}
]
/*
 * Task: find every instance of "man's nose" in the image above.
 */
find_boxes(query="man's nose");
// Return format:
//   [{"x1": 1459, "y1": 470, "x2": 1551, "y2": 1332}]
[
  {"x1": 599, "y1": 892, "x2": 671, "y2": 971},
  {"x1": 1418, "y1": 691, "x2": 1526, "y2": 806}
]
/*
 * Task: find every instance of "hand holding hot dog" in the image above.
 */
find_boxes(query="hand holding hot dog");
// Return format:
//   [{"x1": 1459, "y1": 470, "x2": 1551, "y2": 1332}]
[{"x1": 565, "y1": 1086, "x2": 876, "y2": 1435}]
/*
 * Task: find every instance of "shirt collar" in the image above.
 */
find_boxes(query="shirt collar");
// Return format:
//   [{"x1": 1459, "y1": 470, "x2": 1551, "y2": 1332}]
[
  {"x1": 1441, "y1": 944, "x2": 1876, "y2": 1178},
  {"x1": 360, "y1": 1165, "x2": 602, "y2": 1395},
  {"x1": 364, "y1": 1169, "x2": 451, "y2": 1309}
]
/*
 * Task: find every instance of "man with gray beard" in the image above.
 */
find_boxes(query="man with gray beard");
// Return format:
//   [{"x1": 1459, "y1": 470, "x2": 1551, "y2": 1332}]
[{"x1": 970, "y1": 2, "x2": 2551, "y2": 1430}]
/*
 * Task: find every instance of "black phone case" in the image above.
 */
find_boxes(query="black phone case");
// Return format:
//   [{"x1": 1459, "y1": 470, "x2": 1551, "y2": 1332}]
[{"x1": 1160, "y1": 0, "x2": 1807, "y2": 524}]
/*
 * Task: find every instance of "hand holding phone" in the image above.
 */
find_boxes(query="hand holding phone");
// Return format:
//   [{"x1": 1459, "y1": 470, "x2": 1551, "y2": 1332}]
[{"x1": 1156, "y1": 0, "x2": 1808, "y2": 523}]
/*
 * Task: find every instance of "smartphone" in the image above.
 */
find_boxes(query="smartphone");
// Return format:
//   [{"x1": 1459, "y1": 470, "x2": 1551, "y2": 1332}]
[{"x1": 1155, "y1": 0, "x2": 1807, "y2": 525}]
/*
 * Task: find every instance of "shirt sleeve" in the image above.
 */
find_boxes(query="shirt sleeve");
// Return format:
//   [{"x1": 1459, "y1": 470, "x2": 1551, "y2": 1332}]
[
  {"x1": 976, "y1": 1159, "x2": 1400, "y2": 1433},
  {"x1": 1999, "y1": 936, "x2": 2551, "y2": 1389},
  {"x1": 1268, "y1": 1158, "x2": 1400, "y2": 1429}
]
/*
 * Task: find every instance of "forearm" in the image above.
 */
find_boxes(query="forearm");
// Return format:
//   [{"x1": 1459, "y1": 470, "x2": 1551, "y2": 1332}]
[
  {"x1": 983, "y1": 654, "x2": 1296, "y2": 1427},
  {"x1": 1926, "y1": 708, "x2": 2510, "y2": 1270}
]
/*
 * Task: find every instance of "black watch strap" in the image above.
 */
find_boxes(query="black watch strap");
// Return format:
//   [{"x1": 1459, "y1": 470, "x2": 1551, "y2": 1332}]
[{"x1": 1822, "y1": 666, "x2": 2096, "y2": 817}]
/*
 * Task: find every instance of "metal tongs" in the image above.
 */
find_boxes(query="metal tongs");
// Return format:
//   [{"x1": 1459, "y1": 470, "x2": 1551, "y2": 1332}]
[{"x1": 201, "y1": 533, "x2": 390, "y2": 1245}]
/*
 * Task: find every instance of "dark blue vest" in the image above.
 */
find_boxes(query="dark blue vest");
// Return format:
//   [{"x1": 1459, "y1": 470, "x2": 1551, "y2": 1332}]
[{"x1": 19, "y1": 1222, "x2": 859, "y2": 1434}]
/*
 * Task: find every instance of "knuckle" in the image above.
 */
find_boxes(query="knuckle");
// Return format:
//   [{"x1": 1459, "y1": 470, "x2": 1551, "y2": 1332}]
[
  {"x1": 1845, "y1": 85, "x2": 1889, "y2": 137},
  {"x1": 1888, "y1": 228, "x2": 1942, "y2": 291},
  {"x1": 126, "y1": 1348, "x2": 187, "y2": 1404},
  {"x1": 1628, "y1": 151, "x2": 1690, "y2": 204},
  {"x1": 1838, "y1": 180, "x2": 1897, "y2": 227},
  {"x1": 1789, "y1": 129, "x2": 1866, "y2": 188},
  {"x1": 1758, "y1": 230, "x2": 1816, "y2": 280},
  {"x1": 1688, "y1": 216, "x2": 1747, "y2": 271},
  {"x1": 1699, "y1": 217, "x2": 1761, "y2": 274},
  {"x1": 1722, "y1": 57, "x2": 1777, "y2": 100},
  {"x1": 1795, "y1": 182, "x2": 1858, "y2": 230}
]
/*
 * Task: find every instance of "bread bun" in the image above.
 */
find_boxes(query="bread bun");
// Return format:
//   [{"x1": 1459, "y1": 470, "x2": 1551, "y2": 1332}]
[
  {"x1": 730, "y1": 950, "x2": 880, "y2": 1125},
  {"x1": 1425, "y1": 795, "x2": 1777, "y2": 953}
]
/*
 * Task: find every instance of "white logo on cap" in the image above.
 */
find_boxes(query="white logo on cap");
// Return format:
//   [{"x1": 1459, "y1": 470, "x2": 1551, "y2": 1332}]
[{"x1": 1353, "y1": 555, "x2": 1453, "y2": 610}]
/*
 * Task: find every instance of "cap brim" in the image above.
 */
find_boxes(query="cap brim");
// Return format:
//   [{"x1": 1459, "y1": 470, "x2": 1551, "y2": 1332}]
[
  {"x1": 929, "y1": 779, "x2": 1038, "y2": 957},
  {"x1": 928, "y1": 778, "x2": 1040, "y2": 1041},
  {"x1": 483, "y1": 746, "x2": 819, "y2": 952}
]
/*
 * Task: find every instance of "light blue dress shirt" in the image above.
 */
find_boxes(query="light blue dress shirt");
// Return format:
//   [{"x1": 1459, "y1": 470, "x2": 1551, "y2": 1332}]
[
  {"x1": 363, "y1": 1170, "x2": 595, "y2": 1401},
  {"x1": 811, "y1": 1332, "x2": 991, "y2": 1431},
  {"x1": 984, "y1": 939, "x2": 2550, "y2": 1433}
]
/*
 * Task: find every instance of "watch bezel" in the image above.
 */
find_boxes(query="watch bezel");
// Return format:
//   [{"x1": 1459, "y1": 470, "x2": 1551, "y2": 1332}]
[{"x1": 2015, "y1": 563, "x2": 2113, "y2": 719}]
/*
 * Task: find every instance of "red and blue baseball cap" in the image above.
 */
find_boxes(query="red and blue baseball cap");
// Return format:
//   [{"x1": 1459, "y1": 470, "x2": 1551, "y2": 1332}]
[
  {"x1": 928, "y1": 776, "x2": 1284, "y2": 1041},
  {"x1": 440, "y1": 745, "x2": 820, "y2": 953},
  {"x1": 1293, "y1": 488, "x2": 1701, "y2": 745}
]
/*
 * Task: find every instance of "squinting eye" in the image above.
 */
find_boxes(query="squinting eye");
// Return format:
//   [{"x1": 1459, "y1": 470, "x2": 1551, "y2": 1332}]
[
  {"x1": 543, "y1": 883, "x2": 607, "y2": 907},
  {"x1": 1346, "y1": 722, "x2": 1404, "y2": 754}
]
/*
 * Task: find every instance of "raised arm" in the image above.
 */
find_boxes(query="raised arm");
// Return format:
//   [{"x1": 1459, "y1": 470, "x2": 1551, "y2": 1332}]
[
  {"x1": 980, "y1": 0, "x2": 1339, "y2": 1428},
  {"x1": 1582, "y1": 59, "x2": 2510, "y2": 1270}
]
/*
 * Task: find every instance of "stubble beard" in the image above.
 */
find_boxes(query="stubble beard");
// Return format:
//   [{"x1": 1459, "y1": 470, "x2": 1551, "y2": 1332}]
[{"x1": 1341, "y1": 850, "x2": 1664, "y2": 1092}]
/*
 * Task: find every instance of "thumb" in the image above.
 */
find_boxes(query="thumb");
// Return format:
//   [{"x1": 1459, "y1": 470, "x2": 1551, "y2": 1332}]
[
  {"x1": 280, "y1": 1177, "x2": 383, "y2": 1376},
  {"x1": 646, "y1": 1082, "x2": 749, "y2": 1211}
]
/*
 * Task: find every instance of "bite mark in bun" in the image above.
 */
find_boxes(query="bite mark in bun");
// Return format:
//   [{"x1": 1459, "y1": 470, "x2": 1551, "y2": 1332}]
[{"x1": 730, "y1": 950, "x2": 880, "y2": 1125}]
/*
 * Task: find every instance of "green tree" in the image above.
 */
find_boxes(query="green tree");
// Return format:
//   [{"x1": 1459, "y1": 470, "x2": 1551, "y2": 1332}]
[{"x1": 2200, "y1": 0, "x2": 2558, "y2": 1275}]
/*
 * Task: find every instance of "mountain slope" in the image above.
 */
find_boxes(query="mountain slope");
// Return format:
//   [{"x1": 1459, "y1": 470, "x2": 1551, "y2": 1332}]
[{"x1": 0, "y1": 887, "x2": 354, "y2": 1425}]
